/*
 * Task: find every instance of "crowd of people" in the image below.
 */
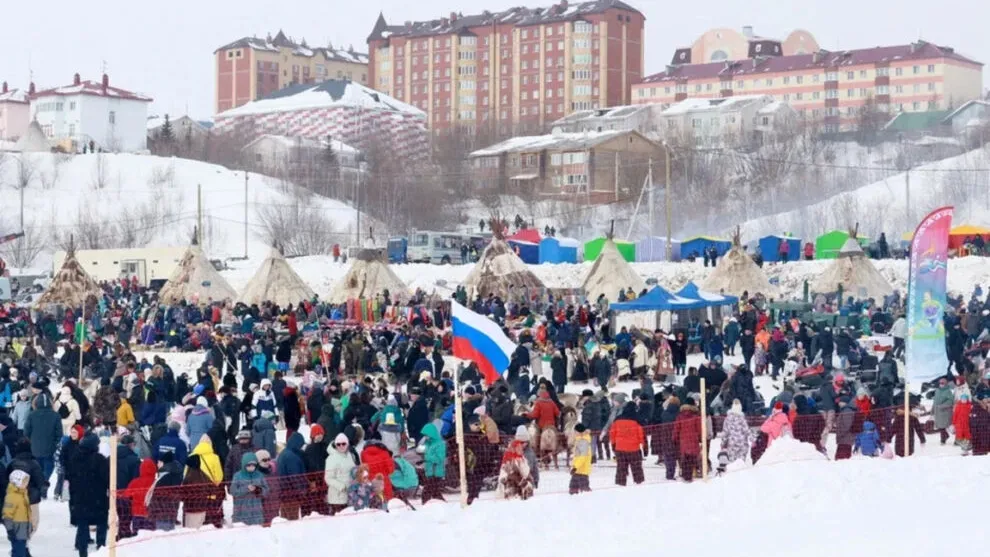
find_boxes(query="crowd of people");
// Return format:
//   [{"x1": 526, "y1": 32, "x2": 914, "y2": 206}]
[{"x1": 2, "y1": 278, "x2": 990, "y2": 556}]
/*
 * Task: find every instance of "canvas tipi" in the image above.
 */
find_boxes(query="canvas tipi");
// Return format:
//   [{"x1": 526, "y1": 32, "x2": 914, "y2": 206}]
[
  {"x1": 36, "y1": 238, "x2": 102, "y2": 308},
  {"x1": 328, "y1": 232, "x2": 409, "y2": 303},
  {"x1": 15, "y1": 121, "x2": 51, "y2": 153},
  {"x1": 238, "y1": 246, "x2": 315, "y2": 307},
  {"x1": 463, "y1": 218, "x2": 544, "y2": 300},
  {"x1": 582, "y1": 224, "x2": 645, "y2": 301},
  {"x1": 701, "y1": 227, "x2": 776, "y2": 298},
  {"x1": 811, "y1": 225, "x2": 893, "y2": 301},
  {"x1": 158, "y1": 233, "x2": 237, "y2": 305}
]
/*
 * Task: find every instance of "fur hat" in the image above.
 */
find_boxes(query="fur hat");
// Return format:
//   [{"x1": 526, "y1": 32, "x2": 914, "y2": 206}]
[
  {"x1": 514, "y1": 425, "x2": 531, "y2": 442},
  {"x1": 249, "y1": 383, "x2": 260, "y2": 393}
]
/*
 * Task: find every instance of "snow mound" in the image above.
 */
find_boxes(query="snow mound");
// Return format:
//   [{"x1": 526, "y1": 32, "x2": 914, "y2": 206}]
[{"x1": 755, "y1": 436, "x2": 828, "y2": 467}]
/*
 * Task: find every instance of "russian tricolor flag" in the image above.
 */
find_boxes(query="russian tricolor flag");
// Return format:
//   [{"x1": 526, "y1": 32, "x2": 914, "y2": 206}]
[{"x1": 451, "y1": 300, "x2": 517, "y2": 385}]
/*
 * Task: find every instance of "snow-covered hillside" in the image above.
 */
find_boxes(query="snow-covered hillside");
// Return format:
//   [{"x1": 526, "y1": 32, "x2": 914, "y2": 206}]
[
  {"x1": 0, "y1": 152, "x2": 368, "y2": 268},
  {"x1": 739, "y1": 145, "x2": 990, "y2": 241}
]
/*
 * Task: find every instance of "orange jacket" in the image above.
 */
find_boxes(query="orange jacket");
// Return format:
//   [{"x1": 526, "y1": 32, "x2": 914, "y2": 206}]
[
  {"x1": 527, "y1": 399, "x2": 560, "y2": 429},
  {"x1": 609, "y1": 418, "x2": 645, "y2": 453}
]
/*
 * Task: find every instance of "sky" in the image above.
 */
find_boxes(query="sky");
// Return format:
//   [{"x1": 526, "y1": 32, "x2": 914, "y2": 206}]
[{"x1": 0, "y1": 0, "x2": 984, "y2": 120}]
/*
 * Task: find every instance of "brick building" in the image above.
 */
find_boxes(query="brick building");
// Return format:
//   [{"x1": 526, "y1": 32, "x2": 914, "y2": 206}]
[
  {"x1": 215, "y1": 31, "x2": 369, "y2": 113},
  {"x1": 366, "y1": 0, "x2": 645, "y2": 134}
]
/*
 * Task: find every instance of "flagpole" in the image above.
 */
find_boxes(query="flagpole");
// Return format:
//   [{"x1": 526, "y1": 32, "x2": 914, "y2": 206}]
[{"x1": 453, "y1": 364, "x2": 468, "y2": 508}]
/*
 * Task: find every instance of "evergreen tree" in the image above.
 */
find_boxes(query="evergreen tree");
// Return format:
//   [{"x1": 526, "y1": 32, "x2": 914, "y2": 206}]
[{"x1": 159, "y1": 114, "x2": 175, "y2": 143}]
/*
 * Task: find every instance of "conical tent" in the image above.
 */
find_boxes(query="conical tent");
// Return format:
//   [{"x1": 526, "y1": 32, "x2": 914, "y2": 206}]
[
  {"x1": 328, "y1": 247, "x2": 409, "y2": 303},
  {"x1": 811, "y1": 228, "x2": 892, "y2": 301},
  {"x1": 701, "y1": 228, "x2": 776, "y2": 298},
  {"x1": 582, "y1": 237, "x2": 646, "y2": 302},
  {"x1": 15, "y1": 121, "x2": 51, "y2": 153},
  {"x1": 463, "y1": 219, "x2": 544, "y2": 300},
  {"x1": 238, "y1": 247, "x2": 315, "y2": 307},
  {"x1": 36, "y1": 242, "x2": 101, "y2": 308},
  {"x1": 158, "y1": 244, "x2": 237, "y2": 305}
]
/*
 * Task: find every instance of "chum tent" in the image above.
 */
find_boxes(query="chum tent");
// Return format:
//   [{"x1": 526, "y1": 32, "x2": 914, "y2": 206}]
[
  {"x1": 680, "y1": 236, "x2": 731, "y2": 259},
  {"x1": 463, "y1": 220, "x2": 544, "y2": 300},
  {"x1": 584, "y1": 237, "x2": 635, "y2": 262},
  {"x1": 811, "y1": 228, "x2": 893, "y2": 301},
  {"x1": 35, "y1": 240, "x2": 102, "y2": 309},
  {"x1": 948, "y1": 224, "x2": 990, "y2": 249},
  {"x1": 635, "y1": 236, "x2": 681, "y2": 262},
  {"x1": 329, "y1": 246, "x2": 409, "y2": 303},
  {"x1": 158, "y1": 242, "x2": 237, "y2": 305},
  {"x1": 538, "y1": 237, "x2": 580, "y2": 264},
  {"x1": 582, "y1": 235, "x2": 646, "y2": 302},
  {"x1": 814, "y1": 230, "x2": 867, "y2": 259},
  {"x1": 238, "y1": 247, "x2": 315, "y2": 307},
  {"x1": 759, "y1": 235, "x2": 802, "y2": 263},
  {"x1": 701, "y1": 228, "x2": 776, "y2": 298},
  {"x1": 506, "y1": 239, "x2": 540, "y2": 264}
]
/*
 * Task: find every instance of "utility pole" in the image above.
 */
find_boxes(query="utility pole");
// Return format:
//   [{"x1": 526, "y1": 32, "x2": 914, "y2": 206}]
[
  {"x1": 197, "y1": 183, "x2": 203, "y2": 246},
  {"x1": 904, "y1": 168, "x2": 910, "y2": 228},
  {"x1": 244, "y1": 172, "x2": 249, "y2": 259},
  {"x1": 614, "y1": 151, "x2": 620, "y2": 202},
  {"x1": 647, "y1": 157, "x2": 655, "y2": 257},
  {"x1": 665, "y1": 145, "x2": 672, "y2": 261}
]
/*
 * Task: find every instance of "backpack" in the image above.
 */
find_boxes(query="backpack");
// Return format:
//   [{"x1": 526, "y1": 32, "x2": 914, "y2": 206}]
[{"x1": 58, "y1": 403, "x2": 71, "y2": 420}]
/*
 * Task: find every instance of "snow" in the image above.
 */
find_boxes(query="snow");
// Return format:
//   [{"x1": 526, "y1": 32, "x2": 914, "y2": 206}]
[{"x1": 753, "y1": 436, "x2": 829, "y2": 467}]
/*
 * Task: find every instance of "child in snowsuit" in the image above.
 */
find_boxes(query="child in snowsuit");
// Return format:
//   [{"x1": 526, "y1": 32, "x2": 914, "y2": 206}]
[
  {"x1": 569, "y1": 424, "x2": 592, "y2": 494},
  {"x1": 853, "y1": 421, "x2": 881, "y2": 457},
  {"x1": 347, "y1": 465, "x2": 384, "y2": 511},
  {"x1": 3, "y1": 470, "x2": 32, "y2": 557}
]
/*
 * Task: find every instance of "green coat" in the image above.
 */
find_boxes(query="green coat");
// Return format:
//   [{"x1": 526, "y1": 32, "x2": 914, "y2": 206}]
[
  {"x1": 421, "y1": 423, "x2": 447, "y2": 478},
  {"x1": 390, "y1": 457, "x2": 419, "y2": 490}
]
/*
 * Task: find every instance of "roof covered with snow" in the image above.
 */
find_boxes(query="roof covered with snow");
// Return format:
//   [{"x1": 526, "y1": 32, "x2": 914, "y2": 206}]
[
  {"x1": 32, "y1": 77, "x2": 152, "y2": 102},
  {"x1": 216, "y1": 31, "x2": 369, "y2": 64},
  {"x1": 368, "y1": 0, "x2": 640, "y2": 42},
  {"x1": 552, "y1": 104, "x2": 652, "y2": 126},
  {"x1": 470, "y1": 129, "x2": 648, "y2": 157},
  {"x1": 662, "y1": 95, "x2": 773, "y2": 115},
  {"x1": 216, "y1": 79, "x2": 423, "y2": 119},
  {"x1": 642, "y1": 41, "x2": 981, "y2": 84},
  {"x1": 0, "y1": 88, "x2": 28, "y2": 104}
]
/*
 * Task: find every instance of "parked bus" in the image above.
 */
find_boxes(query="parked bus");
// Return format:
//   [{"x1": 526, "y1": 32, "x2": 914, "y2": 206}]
[{"x1": 406, "y1": 231, "x2": 490, "y2": 264}]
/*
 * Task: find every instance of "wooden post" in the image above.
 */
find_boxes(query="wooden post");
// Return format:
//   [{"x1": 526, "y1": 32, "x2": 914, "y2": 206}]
[
  {"x1": 700, "y1": 378, "x2": 708, "y2": 481},
  {"x1": 903, "y1": 382, "x2": 911, "y2": 457},
  {"x1": 109, "y1": 434, "x2": 119, "y2": 557},
  {"x1": 453, "y1": 367, "x2": 468, "y2": 507}
]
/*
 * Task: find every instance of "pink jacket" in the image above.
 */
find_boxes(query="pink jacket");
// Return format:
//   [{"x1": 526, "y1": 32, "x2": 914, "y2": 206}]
[{"x1": 760, "y1": 411, "x2": 791, "y2": 444}]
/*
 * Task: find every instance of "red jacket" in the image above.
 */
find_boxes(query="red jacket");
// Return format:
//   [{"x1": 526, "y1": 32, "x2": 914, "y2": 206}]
[
  {"x1": 361, "y1": 444, "x2": 396, "y2": 500},
  {"x1": 610, "y1": 418, "x2": 645, "y2": 453},
  {"x1": 953, "y1": 401, "x2": 972, "y2": 440},
  {"x1": 527, "y1": 397, "x2": 561, "y2": 429},
  {"x1": 673, "y1": 407, "x2": 702, "y2": 456},
  {"x1": 123, "y1": 459, "x2": 157, "y2": 517},
  {"x1": 288, "y1": 312, "x2": 298, "y2": 336}
]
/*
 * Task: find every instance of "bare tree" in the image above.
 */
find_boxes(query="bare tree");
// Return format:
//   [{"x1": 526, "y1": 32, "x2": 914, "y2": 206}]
[
  {"x1": 91, "y1": 153, "x2": 108, "y2": 189},
  {"x1": 256, "y1": 198, "x2": 342, "y2": 256},
  {"x1": 0, "y1": 221, "x2": 47, "y2": 268},
  {"x1": 39, "y1": 153, "x2": 71, "y2": 190}
]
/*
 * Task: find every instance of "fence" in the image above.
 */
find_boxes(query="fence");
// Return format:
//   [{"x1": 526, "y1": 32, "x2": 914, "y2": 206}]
[{"x1": 103, "y1": 392, "x2": 983, "y2": 550}]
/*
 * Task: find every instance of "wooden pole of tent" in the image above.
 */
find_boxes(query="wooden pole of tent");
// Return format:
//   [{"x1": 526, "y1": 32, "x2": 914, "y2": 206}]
[{"x1": 700, "y1": 378, "x2": 709, "y2": 481}]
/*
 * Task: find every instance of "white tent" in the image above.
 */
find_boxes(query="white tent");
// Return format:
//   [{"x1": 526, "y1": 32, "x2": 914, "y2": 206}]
[
  {"x1": 14, "y1": 121, "x2": 51, "y2": 153},
  {"x1": 238, "y1": 248, "x2": 315, "y2": 307},
  {"x1": 328, "y1": 247, "x2": 409, "y2": 303},
  {"x1": 582, "y1": 237, "x2": 646, "y2": 301},
  {"x1": 701, "y1": 230, "x2": 776, "y2": 298},
  {"x1": 158, "y1": 243, "x2": 237, "y2": 304},
  {"x1": 811, "y1": 235, "x2": 893, "y2": 301}
]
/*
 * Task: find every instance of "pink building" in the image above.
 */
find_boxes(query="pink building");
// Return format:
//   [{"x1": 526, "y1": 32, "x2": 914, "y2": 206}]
[
  {"x1": 633, "y1": 39, "x2": 983, "y2": 132},
  {"x1": 0, "y1": 81, "x2": 30, "y2": 142}
]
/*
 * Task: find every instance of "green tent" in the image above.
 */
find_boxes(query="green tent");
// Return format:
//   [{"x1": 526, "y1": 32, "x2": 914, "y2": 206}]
[
  {"x1": 584, "y1": 237, "x2": 636, "y2": 262},
  {"x1": 814, "y1": 230, "x2": 868, "y2": 259}
]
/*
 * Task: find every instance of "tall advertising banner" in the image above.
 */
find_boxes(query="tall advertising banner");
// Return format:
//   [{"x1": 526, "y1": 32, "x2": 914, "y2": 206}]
[{"x1": 905, "y1": 206, "x2": 953, "y2": 384}]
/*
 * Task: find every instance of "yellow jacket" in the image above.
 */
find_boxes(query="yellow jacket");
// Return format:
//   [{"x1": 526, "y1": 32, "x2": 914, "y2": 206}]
[
  {"x1": 571, "y1": 431, "x2": 593, "y2": 476},
  {"x1": 188, "y1": 439, "x2": 223, "y2": 485},
  {"x1": 117, "y1": 399, "x2": 136, "y2": 428},
  {"x1": 3, "y1": 471, "x2": 32, "y2": 539}
]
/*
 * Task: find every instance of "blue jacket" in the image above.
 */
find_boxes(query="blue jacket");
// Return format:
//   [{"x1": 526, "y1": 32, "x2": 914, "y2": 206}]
[
  {"x1": 440, "y1": 404, "x2": 456, "y2": 438},
  {"x1": 185, "y1": 405, "x2": 215, "y2": 447},
  {"x1": 139, "y1": 402, "x2": 168, "y2": 427},
  {"x1": 231, "y1": 453, "x2": 268, "y2": 526},
  {"x1": 153, "y1": 429, "x2": 188, "y2": 465},
  {"x1": 275, "y1": 433, "x2": 307, "y2": 494},
  {"x1": 250, "y1": 354, "x2": 268, "y2": 376},
  {"x1": 854, "y1": 421, "x2": 881, "y2": 456},
  {"x1": 421, "y1": 423, "x2": 446, "y2": 478}
]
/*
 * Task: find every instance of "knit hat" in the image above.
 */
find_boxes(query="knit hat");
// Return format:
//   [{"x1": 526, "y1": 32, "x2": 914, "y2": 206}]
[
  {"x1": 236, "y1": 429, "x2": 251, "y2": 441},
  {"x1": 196, "y1": 396, "x2": 208, "y2": 407},
  {"x1": 514, "y1": 425, "x2": 531, "y2": 442},
  {"x1": 387, "y1": 394, "x2": 397, "y2": 406},
  {"x1": 581, "y1": 389, "x2": 594, "y2": 397},
  {"x1": 856, "y1": 388, "x2": 868, "y2": 397},
  {"x1": 773, "y1": 401, "x2": 784, "y2": 411},
  {"x1": 120, "y1": 434, "x2": 135, "y2": 446},
  {"x1": 310, "y1": 424, "x2": 325, "y2": 440},
  {"x1": 193, "y1": 384, "x2": 206, "y2": 396},
  {"x1": 575, "y1": 423, "x2": 587, "y2": 433},
  {"x1": 464, "y1": 386, "x2": 476, "y2": 396}
]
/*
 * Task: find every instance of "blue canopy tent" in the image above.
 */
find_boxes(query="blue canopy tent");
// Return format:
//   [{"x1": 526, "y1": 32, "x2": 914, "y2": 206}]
[
  {"x1": 680, "y1": 236, "x2": 731, "y2": 260},
  {"x1": 507, "y1": 239, "x2": 540, "y2": 264},
  {"x1": 676, "y1": 281, "x2": 739, "y2": 307},
  {"x1": 758, "y1": 235, "x2": 802, "y2": 263},
  {"x1": 610, "y1": 285, "x2": 704, "y2": 332},
  {"x1": 538, "y1": 237, "x2": 580, "y2": 264}
]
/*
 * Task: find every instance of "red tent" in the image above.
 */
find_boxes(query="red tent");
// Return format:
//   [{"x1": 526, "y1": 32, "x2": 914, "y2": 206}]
[{"x1": 507, "y1": 228, "x2": 542, "y2": 244}]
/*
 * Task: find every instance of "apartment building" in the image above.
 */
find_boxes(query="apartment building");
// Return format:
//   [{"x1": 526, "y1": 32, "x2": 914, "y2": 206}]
[
  {"x1": 633, "y1": 40, "x2": 983, "y2": 132},
  {"x1": 467, "y1": 129, "x2": 661, "y2": 203},
  {"x1": 0, "y1": 82, "x2": 30, "y2": 142},
  {"x1": 215, "y1": 30, "x2": 369, "y2": 113},
  {"x1": 366, "y1": 0, "x2": 645, "y2": 134}
]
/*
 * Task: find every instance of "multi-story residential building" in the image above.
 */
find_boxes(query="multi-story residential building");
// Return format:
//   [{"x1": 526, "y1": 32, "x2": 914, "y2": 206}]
[
  {"x1": 31, "y1": 73, "x2": 152, "y2": 152},
  {"x1": 669, "y1": 26, "x2": 821, "y2": 66},
  {"x1": 467, "y1": 129, "x2": 660, "y2": 203},
  {"x1": 551, "y1": 103, "x2": 662, "y2": 133},
  {"x1": 657, "y1": 95, "x2": 796, "y2": 147},
  {"x1": 0, "y1": 82, "x2": 30, "y2": 142},
  {"x1": 215, "y1": 31, "x2": 369, "y2": 113},
  {"x1": 633, "y1": 39, "x2": 983, "y2": 132},
  {"x1": 366, "y1": 0, "x2": 645, "y2": 134},
  {"x1": 214, "y1": 79, "x2": 429, "y2": 161}
]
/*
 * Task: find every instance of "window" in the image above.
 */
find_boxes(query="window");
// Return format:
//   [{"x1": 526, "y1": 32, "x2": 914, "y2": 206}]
[
  {"x1": 795, "y1": 92, "x2": 803, "y2": 100},
  {"x1": 876, "y1": 67, "x2": 889, "y2": 77},
  {"x1": 927, "y1": 64, "x2": 935, "y2": 73},
  {"x1": 69, "y1": 101, "x2": 76, "y2": 110},
  {"x1": 812, "y1": 74, "x2": 820, "y2": 83},
  {"x1": 522, "y1": 76, "x2": 528, "y2": 85},
  {"x1": 547, "y1": 26, "x2": 553, "y2": 37},
  {"x1": 573, "y1": 39, "x2": 590, "y2": 49},
  {"x1": 825, "y1": 89, "x2": 838, "y2": 99},
  {"x1": 796, "y1": 75, "x2": 803, "y2": 84},
  {"x1": 912, "y1": 101, "x2": 920, "y2": 110},
  {"x1": 846, "y1": 71, "x2": 854, "y2": 80},
  {"x1": 68, "y1": 124, "x2": 75, "y2": 136},
  {"x1": 927, "y1": 82, "x2": 935, "y2": 91},
  {"x1": 522, "y1": 61, "x2": 528, "y2": 70},
  {"x1": 766, "y1": 78, "x2": 773, "y2": 86},
  {"x1": 695, "y1": 84, "x2": 702, "y2": 92},
  {"x1": 737, "y1": 80, "x2": 744, "y2": 89},
  {"x1": 895, "y1": 67, "x2": 903, "y2": 76},
  {"x1": 825, "y1": 72, "x2": 837, "y2": 81},
  {"x1": 521, "y1": 30, "x2": 528, "y2": 39},
  {"x1": 876, "y1": 85, "x2": 889, "y2": 94},
  {"x1": 859, "y1": 88, "x2": 868, "y2": 97},
  {"x1": 572, "y1": 84, "x2": 592, "y2": 96},
  {"x1": 847, "y1": 88, "x2": 854, "y2": 98},
  {"x1": 783, "y1": 94, "x2": 790, "y2": 101},
  {"x1": 460, "y1": 36, "x2": 476, "y2": 46},
  {"x1": 522, "y1": 45, "x2": 528, "y2": 54},
  {"x1": 108, "y1": 111, "x2": 116, "y2": 124},
  {"x1": 812, "y1": 91, "x2": 820, "y2": 100},
  {"x1": 912, "y1": 65, "x2": 919, "y2": 74},
  {"x1": 572, "y1": 54, "x2": 592, "y2": 65},
  {"x1": 691, "y1": 118, "x2": 701, "y2": 129},
  {"x1": 574, "y1": 21, "x2": 593, "y2": 34},
  {"x1": 859, "y1": 70, "x2": 867, "y2": 78},
  {"x1": 895, "y1": 85, "x2": 903, "y2": 93},
  {"x1": 783, "y1": 76, "x2": 790, "y2": 85},
  {"x1": 913, "y1": 84, "x2": 920, "y2": 93},
  {"x1": 705, "y1": 83, "x2": 712, "y2": 91},
  {"x1": 928, "y1": 100, "x2": 937, "y2": 109},
  {"x1": 572, "y1": 69, "x2": 592, "y2": 80}
]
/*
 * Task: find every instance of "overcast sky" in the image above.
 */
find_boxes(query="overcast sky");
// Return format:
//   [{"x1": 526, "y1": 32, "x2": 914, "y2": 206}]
[{"x1": 0, "y1": 0, "x2": 983, "y2": 119}]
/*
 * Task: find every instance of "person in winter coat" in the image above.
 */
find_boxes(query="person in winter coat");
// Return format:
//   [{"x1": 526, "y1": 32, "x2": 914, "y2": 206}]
[
  {"x1": 145, "y1": 452, "x2": 182, "y2": 531},
  {"x1": 230, "y1": 452, "x2": 269, "y2": 526},
  {"x1": 275, "y1": 432, "x2": 307, "y2": 520},
  {"x1": 932, "y1": 377, "x2": 955, "y2": 444},
  {"x1": 254, "y1": 379, "x2": 278, "y2": 420},
  {"x1": 888, "y1": 407, "x2": 926, "y2": 457},
  {"x1": 578, "y1": 390, "x2": 604, "y2": 461},
  {"x1": 185, "y1": 397, "x2": 214, "y2": 451},
  {"x1": 760, "y1": 402, "x2": 791, "y2": 446},
  {"x1": 791, "y1": 394, "x2": 826, "y2": 452},
  {"x1": 121, "y1": 458, "x2": 156, "y2": 534},
  {"x1": 609, "y1": 402, "x2": 645, "y2": 486},
  {"x1": 180, "y1": 454, "x2": 225, "y2": 529},
  {"x1": 6, "y1": 438, "x2": 45, "y2": 536},
  {"x1": 153, "y1": 422, "x2": 188, "y2": 466},
  {"x1": 4, "y1": 469, "x2": 32, "y2": 557},
  {"x1": 224, "y1": 430, "x2": 254, "y2": 484},
  {"x1": 724, "y1": 319, "x2": 741, "y2": 356},
  {"x1": 720, "y1": 399, "x2": 754, "y2": 464},
  {"x1": 497, "y1": 436, "x2": 535, "y2": 501},
  {"x1": 188, "y1": 436, "x2": 223, "y2": 487},
  {"x1": 371, "y1": 396, "x2": 405, "y2": 455},
  {"x1": 569, "y1": 424, "x2": 592, "y2": 495},
  {"x1": 853, "y1": 421, "x2": 881, "y2": 456},
  {"x1": 69, "y1": 434, "x2": 109, "y2": 557},
  {"x1": 24, "y1": 392, "x2": 61, "y2": 488},
  {"x1": 834, "y1": 397, "x2": 857, "y2": 460},
  {"x1": 420, "y1": 423, "x2": 447, "y2": 504},
  {"x1": 390, "y1": 454, "x2": 419, "y2": 507},
  {"x1": 550, "y1": 349, "x2": 568, "y2": 393},
  {"x1": 969, "y1": 397, "x2": 990, "y2": 456},
  {"x1": 347, "y1": 464, "x2": 384, "y2": 511},
  {"x1": 251, "y1": 411, "x2": 277, "y2": 456},
  {"x1": 116, "y1": 394, "x2": 135, "y2": 429},
  {"x1": 953, "y1": 393, "x2": 973, "y2": 450},
  {"x1": 10, "y1": 390, "x2": 31, "y2": 433},
  {"x1": 53, "y1": 386, "x2": 82, "y2": 437},
  {"x1": 324, "y1": 433, "x2": 355, "y2": 515},
  {"x1": 92, "y1": 380, "x2": 120, "y2": 427},
  {"x1": 526, "y1": 390, "x2": 561, "y2": 453},
  {"x1": 360, "y1": 441, "x2": 395, "y2": 503},
  {"x1": 301, "y1": 425, "x2": 329, "y2": 516},
  {"x1": 281, "y1": 385, "x2": 304, "y2": 440},
  {"x1": 672, "y1": 400, "x2": 701, "y2": 482}
]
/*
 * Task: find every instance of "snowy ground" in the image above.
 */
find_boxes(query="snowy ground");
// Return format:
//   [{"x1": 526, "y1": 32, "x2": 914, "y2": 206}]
[{"x1": 219, "y1": 253, "x2": 990, "y2": 302}]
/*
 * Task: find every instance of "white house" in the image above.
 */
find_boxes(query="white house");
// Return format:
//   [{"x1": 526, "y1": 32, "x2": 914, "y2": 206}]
[
  {"x1": 551, "y1": 104, "x2": 665, "y2": 135},
  {"x1": 656, "y1": 94, "x2": 784, "y2": 148},
  {"x1": 242, "y1": 134, "x2": 362, "y2": 171},
  {"x1": 941, "y1": 100, "x2": 990, "y2": 139},
  {"x1": 147, "y1": 114, "x2": 210, "y2": 142},
  {"x1": 31, "y1": 73, "x2": 152, "y2": 152}
]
